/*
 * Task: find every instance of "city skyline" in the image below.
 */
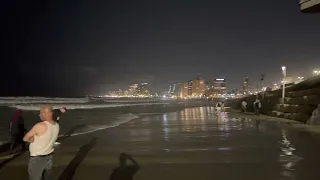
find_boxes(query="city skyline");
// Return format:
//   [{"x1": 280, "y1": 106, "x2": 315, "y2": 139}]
[{"x1": 102, "y1": 71, "x2": 317, "y2": 96}]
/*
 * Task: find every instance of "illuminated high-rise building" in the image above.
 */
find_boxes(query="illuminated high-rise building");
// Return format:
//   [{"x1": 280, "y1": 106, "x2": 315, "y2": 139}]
[
  {"x1": 129, "y1": 84, "x2": 138, "y2": 96},
  {"x1": 212, "y1": 78, "x2": 227, "y2": 95},
  {"x1": 192, "y1": 77, "x2": 205, "y2": 97},
  {"x1": 179, "y1": 82, "x2": 189, "y2": 98},
  {"x1": 188, "y1": 80, "x2": 193, "y2": 96},
  {"x1": 137, "y1": 83, "x2": 150, "y2": 96}
]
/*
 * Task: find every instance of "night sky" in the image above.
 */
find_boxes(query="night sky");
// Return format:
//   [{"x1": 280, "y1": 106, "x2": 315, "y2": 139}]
[{"x1": 2, "y1": 0, "x2": 320, "y2": 97}]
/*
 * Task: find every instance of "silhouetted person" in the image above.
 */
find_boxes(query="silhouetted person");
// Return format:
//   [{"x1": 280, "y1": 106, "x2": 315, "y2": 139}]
[
  {"x1": 215, "y1": 102, "x2": 222, "y2": 116},
  {"x1": 9, "y1": 109, "x2": 26, "y2": 154},
  {"x1": 109, "y1": 153, "x2": 140, "y2": 180},
  {"x1": 254, "y1": 99, "x2": 261, "y2": 115},
  {"x1": 53, "y1": 107, "x2": 67, "y2": 123},
  {"x1": 241, "y1": 100, "x2": 247, "y2": 113},
  {"x1": 52, "y1": 107, "x2": 67, "y2": 145}
]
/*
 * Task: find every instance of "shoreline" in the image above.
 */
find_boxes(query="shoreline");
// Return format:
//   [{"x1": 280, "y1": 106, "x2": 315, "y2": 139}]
[{"x1": 228, "y1": 108, "x2": 320, "y2": 134}]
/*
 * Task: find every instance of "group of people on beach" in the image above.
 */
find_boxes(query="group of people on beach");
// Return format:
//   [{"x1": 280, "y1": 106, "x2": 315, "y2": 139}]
[
  {"x1": 8, "y1": 106, "x2": 66, "y2": 180},
  {"x1": 241, "y1": 99, "x2": 262, "y2": 115}
]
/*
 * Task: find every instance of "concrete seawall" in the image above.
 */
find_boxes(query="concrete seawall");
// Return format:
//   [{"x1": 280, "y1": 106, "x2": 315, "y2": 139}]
[{"x1": 227, "y1": 75, "x2": 320, "y2": 123}]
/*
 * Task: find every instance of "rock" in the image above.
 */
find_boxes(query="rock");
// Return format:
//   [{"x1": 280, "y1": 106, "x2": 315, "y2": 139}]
[
  {"x1": 287, "y1": 87, "x2": 320, "y2": 98},
  {"x1": 307, "y1": 104, "x2": 320, "y2": 125},
  {"x1": 275, "y1": 104, "x2": 316, "y2": 114}
]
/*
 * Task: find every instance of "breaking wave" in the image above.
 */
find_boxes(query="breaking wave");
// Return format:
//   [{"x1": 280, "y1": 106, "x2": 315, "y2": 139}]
[
  {"x1": 11, "y1": 102, "x2": 170, "y2": 111},
  {"x1": 59, "y1": 113, "x2": 139, "y2": 137},
  {"x1": 0, "y1": 97, "x2": 89, "y2": 104}
]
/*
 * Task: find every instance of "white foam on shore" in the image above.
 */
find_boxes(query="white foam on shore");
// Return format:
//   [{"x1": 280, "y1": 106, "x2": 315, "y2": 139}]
[
  {"x1": 59, "y1": 113, "x2": 139, "y2": 137},
  {"x1": 104, "y1": 99, "x2": 168, "y2": 103},
  {"x1": 11, "y1": 102, "x2": 170, "y2": 111},
  {"x1": 0, "y1": 97, "x2": 89, "y2": 104}
]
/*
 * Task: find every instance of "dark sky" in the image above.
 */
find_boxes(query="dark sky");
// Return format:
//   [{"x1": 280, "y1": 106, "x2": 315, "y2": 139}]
[{"x1": 2, "y1": 0, "x2": 320, "y2": 97}]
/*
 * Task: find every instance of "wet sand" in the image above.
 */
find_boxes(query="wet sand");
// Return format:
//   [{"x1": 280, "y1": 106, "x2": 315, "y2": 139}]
[{"x1": 1, "y1": 107, "x2": 320, "y2": 180}]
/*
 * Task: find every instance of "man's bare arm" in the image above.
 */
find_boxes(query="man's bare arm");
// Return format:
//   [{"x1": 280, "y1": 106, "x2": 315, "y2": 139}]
[{"x1": 23, "y1": 123, "x2": 45, "y2": 143}]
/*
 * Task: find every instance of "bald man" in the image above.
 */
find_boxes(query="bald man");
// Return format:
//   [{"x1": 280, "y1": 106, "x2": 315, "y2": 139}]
[{"x1": 23, "y1": 105, "x2": 60, "y2": 180}]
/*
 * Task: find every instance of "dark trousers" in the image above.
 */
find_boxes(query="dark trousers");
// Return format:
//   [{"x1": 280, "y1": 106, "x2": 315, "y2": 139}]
[
  {"x1": 255, "y1": 108, "x2": 260, "y2": 115},
  {"x1": 10, "y1": 134, "x2": 25, "y2": 154}
]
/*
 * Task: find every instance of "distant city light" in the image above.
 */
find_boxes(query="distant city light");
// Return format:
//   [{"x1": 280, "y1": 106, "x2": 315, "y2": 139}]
[{"x1": 314, "y1": 70, "x2": 320, "y2": 75}]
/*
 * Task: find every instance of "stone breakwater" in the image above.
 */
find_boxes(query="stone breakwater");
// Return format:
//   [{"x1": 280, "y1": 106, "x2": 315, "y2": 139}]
[{"x1": 227, "y1": 76, "x2": 320, "y2": 124}]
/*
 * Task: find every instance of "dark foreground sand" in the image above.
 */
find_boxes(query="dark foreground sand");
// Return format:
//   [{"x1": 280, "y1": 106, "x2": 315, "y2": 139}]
[{"x1": 1, "y1": 107, "x2": 320, "y2": 180}]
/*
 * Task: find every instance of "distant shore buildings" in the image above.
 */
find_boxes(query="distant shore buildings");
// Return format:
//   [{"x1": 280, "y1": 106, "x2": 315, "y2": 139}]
[
  {"x1": 105, "y1": 82, "x2": 150, "y2": 97},
  {"x1": 178, "y1": 77, "x2": 226, "y2": 99}
]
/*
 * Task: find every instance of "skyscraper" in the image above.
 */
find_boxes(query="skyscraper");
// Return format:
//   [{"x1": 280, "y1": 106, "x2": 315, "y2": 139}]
[
  {"x1": 212, "y1": 78, "x2": 227, "y2": 95},
  {"x1": 136, "y1": 83, "x2": 149, "y2": 96},
  {"x1": 129, "y1": 84, "x2": 138, "y2": 96},
  {"x1": 192, "y1": 77, "x2": 205, "y2": 97},
  {"x1": 188, "y1": 80, "x2": 193, "y2": 96},
  {"x1": 179, "y1": 82, "x2": 189, "y2": 98}
]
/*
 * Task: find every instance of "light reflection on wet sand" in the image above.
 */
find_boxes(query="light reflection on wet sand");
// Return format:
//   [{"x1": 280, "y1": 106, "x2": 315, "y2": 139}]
[
  {"x1": 131, "y1": 106, "x2": 320, "y2": 179},
  {"x1": 98, "y1": 106, "x2": 320, "y2": 180}
]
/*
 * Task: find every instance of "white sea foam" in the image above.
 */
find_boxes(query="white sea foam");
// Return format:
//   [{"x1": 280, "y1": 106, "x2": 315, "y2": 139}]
[
  {"x1": 11, "y1": 102, "x2": 170, "y2": 111},
  {"x1": 104, "y1": 99, "x2": 166, "y2": 103},
  {"x1": 0, "y1": 97, "x2": 89, "y2": 104},
  {"x1": 59, "y1": 113, "x2": 139, "y2": 137}
]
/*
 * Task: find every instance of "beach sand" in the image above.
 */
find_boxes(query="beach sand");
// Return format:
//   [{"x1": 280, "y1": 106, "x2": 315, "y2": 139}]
[{"x1": 1, "y1": 106, "x2": 320, "y2": 180}]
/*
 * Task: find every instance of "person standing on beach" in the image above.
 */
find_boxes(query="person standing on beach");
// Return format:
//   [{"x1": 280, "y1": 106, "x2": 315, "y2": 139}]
[
  {"x1": 23, "y1": 105, "x2": 59, "y2": 180},
  {"x1": 52, "y1": 107, "x2": 66, "y2": 145},
  {"x1": 9, "y1": 109, "x2": 26, "y2": 154},
  {"x1": 241, "y1": 100, "x2": 247, "y2": 113},
  {"x1": 221, "y1": 102, "x2": 225, "y2": 112},
  {"x1": 254, "y1": 99, "x2": 261, "y2": 115},
  {"x1": 215, "y1": 102, "x2": 222, "y2": 116}
]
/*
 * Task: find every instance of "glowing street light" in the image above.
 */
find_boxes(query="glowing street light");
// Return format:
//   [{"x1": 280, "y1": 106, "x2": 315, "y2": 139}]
[
  {"x1": 281, "y1": 66, "x2": 286, "y2": 104},
  {"x1": 314, "y1": 70, "x2": 320, "y2": 76}
]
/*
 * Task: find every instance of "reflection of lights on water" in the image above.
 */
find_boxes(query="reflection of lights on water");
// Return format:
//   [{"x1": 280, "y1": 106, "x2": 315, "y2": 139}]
[
  {"x1": 217, "y1": 147, "x2": 232, "y2": 151},
  {"x1": 163, "y1": 114, "x2": 167, "y2": 122},
  {"x1": 279, "y1": 130, "x2": 301, "y2": 179},
  {"x1": 163, "y1": 114, "x2": 169, "y2": 141},
  {"x1": 283, "y1": 162, "x2": 295, "y2": 170},
  {"x1": 180, "y1": 108, "x2": 209, "y2": 133},
  {"x1": 163, "y1": 148, "x2": 171, "y2": 152},
  {"x1": 280, "y1": 130, "x2": 295, "y2": 156}
]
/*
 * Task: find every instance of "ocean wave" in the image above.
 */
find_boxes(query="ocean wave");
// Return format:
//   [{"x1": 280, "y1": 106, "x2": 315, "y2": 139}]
[
  {"x1": 11, "y1": 102, "x2": 170, "y2": 111},
  {"x1": 62, "y1": 113, "x2": 139, "y2": 137},
  {"x1": 0, "y1": 97, "x2": 89, "y2": 104}
]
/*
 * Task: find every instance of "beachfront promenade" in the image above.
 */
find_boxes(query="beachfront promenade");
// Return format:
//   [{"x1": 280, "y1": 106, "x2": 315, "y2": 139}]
[{"x1": 1, "y1": 107, "x2": 320, "y2": 180}]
